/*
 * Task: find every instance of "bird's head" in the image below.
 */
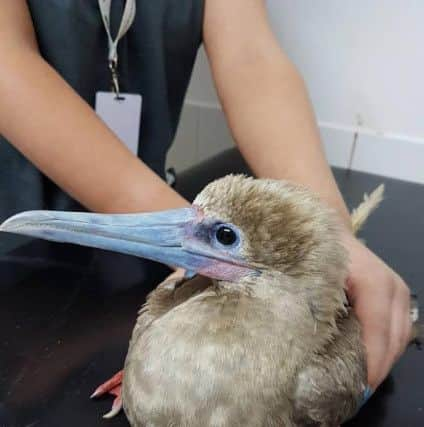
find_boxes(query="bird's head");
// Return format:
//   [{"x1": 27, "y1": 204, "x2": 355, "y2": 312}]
[
  {"x1": 192, "y1": 176, "x2": 349, "y2": 323},
  {"x1": 0, "y1": 175, "x2": 347, "y2": 318},
  {"x1": 193, "y1": 175, "x2": 347, "y2": 280}
]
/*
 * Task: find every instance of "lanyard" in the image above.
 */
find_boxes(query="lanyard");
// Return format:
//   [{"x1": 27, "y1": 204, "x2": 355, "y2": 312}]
[{"x1": 98, "y1": 0, "x2": 137, "y2": 97}]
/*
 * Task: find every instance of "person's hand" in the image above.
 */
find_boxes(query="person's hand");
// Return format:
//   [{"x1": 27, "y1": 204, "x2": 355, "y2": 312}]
[
  {"x1": 341, "y1": 231, "x2": 412, "y2": 390},
  {"x1": 167, "y1": 267, "x2": 187, "y2": 281}
]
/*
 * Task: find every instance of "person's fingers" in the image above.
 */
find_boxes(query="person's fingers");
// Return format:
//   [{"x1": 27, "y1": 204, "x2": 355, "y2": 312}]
[
  {"x1": 405, "y1": 302, "x2": 414, "y2": 345},
  {"x1": 368, "y1": 279, "x2": 411, "y2": 387},
  {"x1": 364, "y1": 339, "x2": 387, "y2": 388},
  {"x1": 402, "y1": 306, "x2": 412, "y2": 350},
  {"x1": 388, "y1": 279, "x2": 410, "y2": 354},
  {"x1": 354, "y1": 293, "x2": 391, "y2": 389},
  {"x1": 382, "y1": 296, "x2": 403, "y2": 378},
  {"x1": 342, "y1": 237, "x2": 412, "y2": 390},
  {"x1": 401, "y1": 283, "x2": 413, "y2": 347},
  {"x1": 362, "y1": 322, "x2": 390, "y2": 388},
  {"x1": 395, "y1": 281, "x2": 412, "y2": 352},
  {"x1": 167, "y1": 267, "x2": 186, "y2": 280}
]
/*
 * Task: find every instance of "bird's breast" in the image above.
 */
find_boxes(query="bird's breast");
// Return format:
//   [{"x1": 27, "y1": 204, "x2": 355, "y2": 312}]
[{"x1": 122, "y1": 292, "x2": 297, "y2": 426}]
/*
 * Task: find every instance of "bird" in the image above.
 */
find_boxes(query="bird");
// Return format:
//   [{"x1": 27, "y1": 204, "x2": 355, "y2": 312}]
[{"x1": 0, "y1": 175, "x2": 419, "y2": 426}]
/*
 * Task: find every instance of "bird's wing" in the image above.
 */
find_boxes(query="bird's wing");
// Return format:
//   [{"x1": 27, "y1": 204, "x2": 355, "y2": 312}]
[
  {"x1": 128, "y1": 273, "x2": 213, "y2": 352},
  {"x1": 293, "y1": 311, "x2": 367, "y2": 426}
]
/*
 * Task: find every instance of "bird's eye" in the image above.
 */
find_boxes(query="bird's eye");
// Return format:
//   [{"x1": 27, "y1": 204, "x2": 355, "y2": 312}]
[{"x1": 215, "y1": 225, "x2": 238, "y2": 246}]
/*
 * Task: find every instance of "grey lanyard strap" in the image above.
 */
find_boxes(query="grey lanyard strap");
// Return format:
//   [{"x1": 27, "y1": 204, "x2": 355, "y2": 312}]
[{"x1": 98, "y1": 0, "x2": 137, "y2": 96}]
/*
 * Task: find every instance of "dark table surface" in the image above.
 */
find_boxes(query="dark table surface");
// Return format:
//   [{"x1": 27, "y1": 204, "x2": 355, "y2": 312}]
[{"x1": 0, "y1": 149, "x2": 422, "y2": 427}]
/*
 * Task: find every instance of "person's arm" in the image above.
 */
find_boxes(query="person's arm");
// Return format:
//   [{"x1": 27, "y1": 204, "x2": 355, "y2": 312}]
[
  {"x1": 204, "y1": 0, "x2": 411, "y2": 389},
  {"x1": 0, "y1": 0, "x2": 188, "y2": 214}
]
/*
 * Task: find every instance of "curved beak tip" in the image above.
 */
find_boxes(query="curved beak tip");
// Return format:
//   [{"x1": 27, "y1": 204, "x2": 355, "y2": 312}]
[
  {"x1": 0, "y1": 214, "x2": 22, "y2": 232},
  {"x1": 0, "y1": 211, "x2": 45, "y2": 233}
]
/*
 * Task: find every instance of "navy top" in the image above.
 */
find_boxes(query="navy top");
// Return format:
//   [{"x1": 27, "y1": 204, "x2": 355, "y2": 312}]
[{"x1": 0, "y1": 0, "x2": 204, "y2": 221}]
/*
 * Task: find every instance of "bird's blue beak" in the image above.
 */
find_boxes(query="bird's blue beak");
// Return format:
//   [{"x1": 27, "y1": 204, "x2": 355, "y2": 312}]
[{"x1": 0, "y1": 208, "x2": 254, "y2": 281}]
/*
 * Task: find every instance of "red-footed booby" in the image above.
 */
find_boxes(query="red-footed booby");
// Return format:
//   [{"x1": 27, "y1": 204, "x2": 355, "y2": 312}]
[{"x1": 1, "y1": 175, "x2": 418, "y2": 426}]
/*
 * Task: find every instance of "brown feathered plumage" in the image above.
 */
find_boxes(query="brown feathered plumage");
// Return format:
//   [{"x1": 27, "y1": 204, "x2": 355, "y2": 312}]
[
  {"x1": 122, "y1": 175, "x2": 370, "y2": 426},
  {"x1": 1, "y1": 175, "x2": 417, "y2": 426}
]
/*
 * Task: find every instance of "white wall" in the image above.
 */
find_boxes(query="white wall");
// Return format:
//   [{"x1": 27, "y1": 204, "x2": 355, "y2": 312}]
[{"x1": 168, "y1": 0, "x2": 424, "y2": 183}]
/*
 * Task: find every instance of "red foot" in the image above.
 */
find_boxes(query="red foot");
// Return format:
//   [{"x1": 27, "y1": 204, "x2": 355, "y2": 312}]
[{"x1": 91, "y1": 370, "x2": 123, "y2": 419}]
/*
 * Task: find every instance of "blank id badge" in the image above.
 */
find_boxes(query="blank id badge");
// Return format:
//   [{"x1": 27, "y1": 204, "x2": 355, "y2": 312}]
[{"x1": 95, "y1": 92, "x2": 142, "y2": 155}]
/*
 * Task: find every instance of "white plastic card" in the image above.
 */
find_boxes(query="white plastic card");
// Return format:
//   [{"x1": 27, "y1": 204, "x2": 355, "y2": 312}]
[{"x1": 95, "y1": 91, "x2": 142, "y2": 155}]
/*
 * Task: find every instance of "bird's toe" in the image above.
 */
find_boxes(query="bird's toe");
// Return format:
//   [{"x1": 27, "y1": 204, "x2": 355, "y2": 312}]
[{"x1": 91, "y1": 370, "x2": 124, "y2": 418}]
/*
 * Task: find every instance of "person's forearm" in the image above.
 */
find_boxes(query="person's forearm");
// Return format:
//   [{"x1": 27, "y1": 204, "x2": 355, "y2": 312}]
[
  {"x1": 217, "y1": 61, "x2": 350, "y2": 228},
  {"x1": 0, "y1": 29, "x2": 187, "y2": 213},
  {"x1": 204, "y1": 0, "x2": 351, "y2": 229}
]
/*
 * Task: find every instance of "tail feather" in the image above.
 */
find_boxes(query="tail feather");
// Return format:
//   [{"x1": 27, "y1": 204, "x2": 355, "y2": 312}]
[{"x1": 350, "y1": 184, "x2": 385, "y2": 235}]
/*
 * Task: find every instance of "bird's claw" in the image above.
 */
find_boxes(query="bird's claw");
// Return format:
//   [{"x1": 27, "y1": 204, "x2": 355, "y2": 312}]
[
  {"x1": 91, "y1": 370, "x2": 123, "y2": 419},
  {"x1": 102, "y1": 389, "x2": 122, "y2": 419}
]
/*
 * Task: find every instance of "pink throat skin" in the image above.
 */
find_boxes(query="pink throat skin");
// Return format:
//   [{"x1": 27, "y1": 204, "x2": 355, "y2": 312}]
[{"x1": 197, "y1": 260, "x2": 254, "y2": 282}]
